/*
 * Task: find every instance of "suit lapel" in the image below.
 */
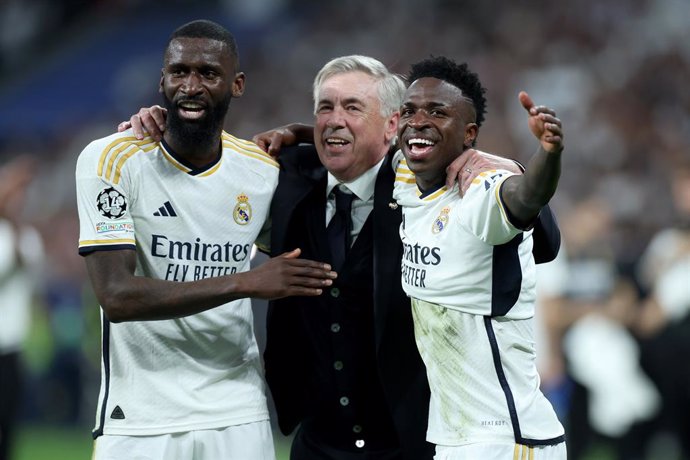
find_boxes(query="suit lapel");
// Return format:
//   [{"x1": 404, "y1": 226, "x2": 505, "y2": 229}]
[{"x1": 271, "y1": 167, "x2": 327, "y2": 256}]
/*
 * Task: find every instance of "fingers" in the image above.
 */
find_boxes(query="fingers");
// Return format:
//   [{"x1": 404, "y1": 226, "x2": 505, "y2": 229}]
[
  {"x1": 117, "y1": 121, "x2": 131, "y2": 133},
  {"x1": 130, "y1": 115, "x2": 146, "y2": 140},
  {"x1": 150, "y1": 105, "x2": 167, "y2": 132},
  {"x1": 280, "y1": 249, "x2": 335, "y2": 276},
  {"x1": 252, "y1": 134, "x2": 268, "y2": 152},
  {"x1": 280, "y1": 261, "x2": 338, "y2": 297},
  {"x1": 459, "y1": 165, "x2": 480, "y2": 197},
  {"x1": 266, "y1": 133, "x2": 284, "y2": 158},
  {"x1": 140, "y1": 106, "x2": 166, "y2": 141},
  {"x1": 520, "y1": 91, "x2": 557, "y2": 117},
  {"x1": 519, "y1": 91, "x2": 534, "y2": 112},
  {"x1": 281, "y1": 248, "x2": 301, "y2": 259},
  {"x1": 445, "y1": 162, "x2": 460, "y2": 189}
]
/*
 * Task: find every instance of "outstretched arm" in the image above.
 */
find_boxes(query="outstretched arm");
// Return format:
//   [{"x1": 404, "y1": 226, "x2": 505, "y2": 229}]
[
  {"x1": 501, "y1": 91, "x2": 564, "y2": 227},
  {"x1": 86, "y1": 248, "x2": 336, "y2": 323},
  {"x1": 251, "y1": 123, "x2": 315, "y2": 156}
]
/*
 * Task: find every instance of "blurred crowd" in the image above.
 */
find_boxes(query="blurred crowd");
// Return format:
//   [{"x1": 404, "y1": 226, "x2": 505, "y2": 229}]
[{"x1": 0, "y1": 0, "x2": 688, "y2": 459}]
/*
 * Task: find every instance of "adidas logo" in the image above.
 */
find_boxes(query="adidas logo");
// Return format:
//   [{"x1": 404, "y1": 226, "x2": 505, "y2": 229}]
[
  {"x1": 154, "y1": 201, "x2": 177, "y2": 217},
  {"x1": 110, "y1": 405, "x2": 125, "y2": 420}
]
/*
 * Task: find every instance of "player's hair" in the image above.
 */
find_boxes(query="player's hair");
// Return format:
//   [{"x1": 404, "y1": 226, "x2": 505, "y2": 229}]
[
  {"x1": 313, "y1": 55, "x2": 405, "y2": 119},
  {"x1": 167, "y1": 19, "x2": 239, "y2": 63},
  {"x1": 407, "y1": 56, "x2": 487, "y2": 127}
]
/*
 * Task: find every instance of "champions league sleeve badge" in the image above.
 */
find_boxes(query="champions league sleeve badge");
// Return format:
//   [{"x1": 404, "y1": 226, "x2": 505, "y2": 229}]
[
  {"x1": 233, "y1": 193, "x2": 252, "y2": 225},
  {"x1": 431, "y1": 206, "x2": 451, "y2": 234},
  {"x1": 96, "y1": 187, "x2": 128, "y2": 219}
]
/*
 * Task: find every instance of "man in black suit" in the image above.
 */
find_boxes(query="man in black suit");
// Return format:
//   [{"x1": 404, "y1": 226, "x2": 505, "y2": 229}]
[{"x1": 121, "y1": 54, "x2": 560, "y2": 459}]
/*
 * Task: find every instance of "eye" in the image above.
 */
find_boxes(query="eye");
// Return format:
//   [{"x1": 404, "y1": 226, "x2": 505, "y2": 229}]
[
  {"x1": 430, "y1": 109, "x2": 445, "y2": 117},
  {"x1": 346, "y1": 104, "x2": 361, "y2": 112},
  {"x1": 400, "y1": 107, "x2": 414, "y2": 117},
  {"x1": 316, "y1": 104, "x2": 332, "y2": 114}
]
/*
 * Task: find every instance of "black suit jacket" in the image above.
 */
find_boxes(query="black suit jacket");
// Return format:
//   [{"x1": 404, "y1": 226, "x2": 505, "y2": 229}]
[{"x1": 264, "y1": 145, "x2": 560, "y2": 459}]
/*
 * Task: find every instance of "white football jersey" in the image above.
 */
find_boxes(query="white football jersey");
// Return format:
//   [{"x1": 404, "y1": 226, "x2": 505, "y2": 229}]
[
  {"x1": 76, "y1": 130, "x2": 278, "y2": 437},
  {"x1": 393, "y1": 157, "x2": 564, "y2": 447}
]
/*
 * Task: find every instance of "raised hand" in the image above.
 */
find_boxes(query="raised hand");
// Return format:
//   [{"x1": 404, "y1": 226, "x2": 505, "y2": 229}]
[{"x1": 519, "y1": 91, "x2": 563, "y2": 154}]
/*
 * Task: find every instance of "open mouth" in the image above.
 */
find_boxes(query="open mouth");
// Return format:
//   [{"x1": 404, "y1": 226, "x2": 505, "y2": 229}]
[
  {"x1": 177, "y1": 101, "x2": 207, "y2": 120},
  {"x1": 406, "y1": 137, "x2": 436, "y2": 158},
  {"x1": 324, "y1": 137, "x2": 351, "y2": 151}
]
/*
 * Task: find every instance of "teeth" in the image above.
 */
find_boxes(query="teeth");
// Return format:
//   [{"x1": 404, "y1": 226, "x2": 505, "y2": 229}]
[
  {"x1": 408, "y1": 138, "x2": 434, "y2": 146},
  {"x1": 326, "y1": 138, "x2": 348, "y2": 145},
  {"x1": 179, "y1": 102, "x2": 204, "y2": 110}
]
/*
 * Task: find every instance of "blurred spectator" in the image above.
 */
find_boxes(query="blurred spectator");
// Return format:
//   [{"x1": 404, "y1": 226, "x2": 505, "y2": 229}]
[
  {"x1": 536, "y1": 197, "x2": 660, "y2": 460},
  {"x1": 636, "y1": 161, "x2": 690, "y2": 459},
  {"x1": 0, "y1": 156, "x2": 45, "y2": 460}
]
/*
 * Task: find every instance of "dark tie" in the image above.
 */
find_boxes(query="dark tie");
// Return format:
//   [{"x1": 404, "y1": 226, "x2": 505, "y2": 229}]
[{"x1": 326, "y1": 186, "x2": 354, "y2": 271}]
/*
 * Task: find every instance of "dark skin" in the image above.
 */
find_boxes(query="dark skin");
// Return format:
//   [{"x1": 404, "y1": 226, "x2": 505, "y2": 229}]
[
  {"x1": 86, "y1": 37, "x2": 337, "y2": 323},
  {"x1": 399, "y1": 77, "x2": 563, "y2": 226}
]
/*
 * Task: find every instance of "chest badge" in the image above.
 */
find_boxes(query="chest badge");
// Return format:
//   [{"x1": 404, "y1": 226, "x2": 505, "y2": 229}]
[
  {"x1": 233, "y1": 193, "x2": 252, "y2": 225},
  {"x1": 431, "y1": 206, "x2": 451, "y2": 234}
]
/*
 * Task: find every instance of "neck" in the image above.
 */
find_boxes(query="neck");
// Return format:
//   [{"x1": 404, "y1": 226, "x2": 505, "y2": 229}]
[{"x1": 415, "y1": 177, "x2": 446, "y2": 194}]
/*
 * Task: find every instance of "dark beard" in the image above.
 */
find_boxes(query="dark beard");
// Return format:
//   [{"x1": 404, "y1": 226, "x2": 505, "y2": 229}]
[{"x1": 162, "y1": 93, "x2": 231, "y2": 152}]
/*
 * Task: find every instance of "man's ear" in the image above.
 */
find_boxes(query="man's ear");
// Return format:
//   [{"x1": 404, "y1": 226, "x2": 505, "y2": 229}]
[
  {"x1": 232, "y1": 72, "x2": 246, "y2": 97},
  {"x1": 385, "y1": 111, "x2": 400, "y2": 145},
  {"x1": 464, "y1": 123, "x2": 478, "y2": 148},
  {"x1": 159, "y1": 69, "x2": 164, "y2": 94}
]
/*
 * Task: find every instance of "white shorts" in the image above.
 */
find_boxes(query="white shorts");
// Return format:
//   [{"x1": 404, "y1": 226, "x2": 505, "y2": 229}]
[
  {"x1": 92, "y1": 420, "x2": 275, "y2": 460},
  {"x1": 434, "y1": 442, "x2": 567, "y2": 460}
]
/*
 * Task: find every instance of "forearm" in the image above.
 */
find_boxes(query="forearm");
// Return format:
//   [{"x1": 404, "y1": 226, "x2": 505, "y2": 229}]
[
  {"x1": 502, "y1": 146, "x2": 562, "y2": 225},
  {"x1": 86, "y1": 252, "x2": 252, "y2": 322},
  {"x1": 290, "y1": 123, "x2": 316, "y2": 144},
  {"x1": 89, "y1": 269, "x2": 250, "y2": 323}
]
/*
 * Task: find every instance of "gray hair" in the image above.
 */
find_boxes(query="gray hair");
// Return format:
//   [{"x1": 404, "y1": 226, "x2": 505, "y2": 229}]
[{"x1": 312, "y1": 55, "x2": 405, "y2": 117}]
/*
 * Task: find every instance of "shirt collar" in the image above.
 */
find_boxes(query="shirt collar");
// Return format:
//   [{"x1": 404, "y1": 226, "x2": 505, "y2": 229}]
[{"x1": 326, "y1": 157, "x2": 385, "y2": 201}]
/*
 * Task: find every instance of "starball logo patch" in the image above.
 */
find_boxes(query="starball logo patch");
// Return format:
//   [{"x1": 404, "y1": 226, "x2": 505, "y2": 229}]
[{"x1": 96, "y1": 187, "x2": 127, "y2": 219}]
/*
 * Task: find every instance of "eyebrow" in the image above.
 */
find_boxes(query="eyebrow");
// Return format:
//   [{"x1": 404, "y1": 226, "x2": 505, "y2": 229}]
[{"x1": 318, "y1": 96, "x2": 365, "y2": 106}]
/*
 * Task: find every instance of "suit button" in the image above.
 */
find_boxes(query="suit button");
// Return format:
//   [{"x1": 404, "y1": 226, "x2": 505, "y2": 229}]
[
  {"x1": 355, "y1": 440, "x2": 365, "y2": 448},
  {"x1": 330, "y1": 287, "x2": 340, "y2": 298},
  {"x1": 330, "y1": 323, "x2": 341, "y2": 333},
  {"x1": 339, "y1": 396, "x2": 349, "y2": 406},
  {"x1": 352, "y1": 424, "x2": 362, "y2": 433},
  {"x1": 334, "y1": 361, "x2": 343, "y2": 371}
]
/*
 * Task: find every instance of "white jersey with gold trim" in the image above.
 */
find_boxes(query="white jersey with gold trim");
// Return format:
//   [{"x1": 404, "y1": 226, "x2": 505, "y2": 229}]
[
  {"x1": 76, "y1": 130, "x2": 278, "y2": 437},
  {"x1": 392, "y1": 157, "x2": 564, "y2": 448}
]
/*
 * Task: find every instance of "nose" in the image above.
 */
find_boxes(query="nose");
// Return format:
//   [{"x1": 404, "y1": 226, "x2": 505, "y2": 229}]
[
  {"x1": 407, "y1": 110, "x2": 430, "y2": 129},
  {"x1": 181, "y1": 71, "x2": 203, "y2": 96},
  {"x1": 325, "y1": 106, "x2": 346, "y2": 129}
]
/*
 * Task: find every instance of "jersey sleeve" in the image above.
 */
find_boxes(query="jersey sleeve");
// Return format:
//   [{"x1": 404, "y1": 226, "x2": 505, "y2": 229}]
[
  {"x1": 76, "y1": 137, "x2": 137, "y2": 256},
  {"x1": 458, "y1": 169, "x2": 523, "y2": 245}
]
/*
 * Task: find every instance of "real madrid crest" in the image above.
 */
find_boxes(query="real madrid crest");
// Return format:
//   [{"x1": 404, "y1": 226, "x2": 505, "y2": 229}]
[
  {"x1": 431, "y1": 206, "x2": 451, "y2": 234},
  {"x1": 233, "y1": 193, "x2": 252, "y2": 225}
]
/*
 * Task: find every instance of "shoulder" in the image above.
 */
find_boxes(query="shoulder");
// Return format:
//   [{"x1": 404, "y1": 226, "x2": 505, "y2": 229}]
[
  {"x1": 221, "y1": 132, "x2": 279, "y2": 171},
  {"x1": 278, "y1": 145, "x2": 325, "y2": 178},
  {"x1": 76, "y1": 130, "x2": 159, "y2": 180}
]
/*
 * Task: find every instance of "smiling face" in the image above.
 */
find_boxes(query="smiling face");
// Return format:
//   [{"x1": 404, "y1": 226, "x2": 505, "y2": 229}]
[
  {"x1": 399, "y1": 77, "x2": 478, "y2": 190},
  {"x1": 160, "y1": 37, "x2": 245, "y2": 149},
  {"x1": 314, "y1": 71, "x2": 398, "y2": 182}
]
